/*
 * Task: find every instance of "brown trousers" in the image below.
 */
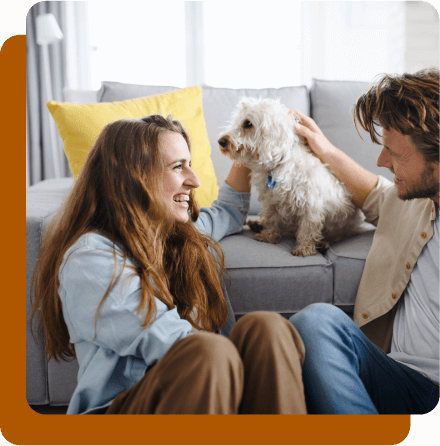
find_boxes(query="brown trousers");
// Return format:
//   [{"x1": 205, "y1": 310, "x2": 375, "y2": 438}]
[{"x1": 105, "y1": 311, "x2": 307, "y2": 414}]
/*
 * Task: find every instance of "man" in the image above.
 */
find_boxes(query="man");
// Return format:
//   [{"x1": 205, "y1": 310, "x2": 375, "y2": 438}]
[{"x1": 288, "y1": 68, "x2": 439, "y2": 414}]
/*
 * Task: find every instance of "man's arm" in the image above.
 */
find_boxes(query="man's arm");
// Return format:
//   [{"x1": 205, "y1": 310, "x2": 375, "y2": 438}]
[{"x1": 291, "y1": 109, "x2": 378, "y2": 209}]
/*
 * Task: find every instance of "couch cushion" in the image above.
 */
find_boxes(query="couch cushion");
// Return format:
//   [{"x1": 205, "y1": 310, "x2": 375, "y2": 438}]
[
  {"x1": 98, "y1": 81, "x2": 310, "y2": 215},
  {"x1": 47, "y1": 86, "x2": 218, "y2": 208},
  {"x1": 324, "y1": 225, "x2": 376, "y2": 308},
  {"x1": 220, "y1": 230, "x2": 333, "y2": 316},
  {"x1": 310, "y1": 79, "x2": 392, "y2": 182}
]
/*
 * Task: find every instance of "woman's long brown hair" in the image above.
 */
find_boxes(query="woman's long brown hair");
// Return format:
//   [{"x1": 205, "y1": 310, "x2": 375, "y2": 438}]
[{"x1": 29, "y1": 115, "x2": 228, "y2": 362}]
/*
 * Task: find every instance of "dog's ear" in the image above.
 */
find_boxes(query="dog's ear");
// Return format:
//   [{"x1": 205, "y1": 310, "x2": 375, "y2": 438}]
[
  {"x1": 239, "y1": 96, "x2": 253, "y2": 109},
  {"x1": 260, "y1": 97, "x2": 274, "y2": 107}
]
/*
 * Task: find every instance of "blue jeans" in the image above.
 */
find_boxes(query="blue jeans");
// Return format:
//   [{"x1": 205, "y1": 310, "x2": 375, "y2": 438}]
[{"x1": 289, "y1": 303, "x2": 439, "y2": 414}]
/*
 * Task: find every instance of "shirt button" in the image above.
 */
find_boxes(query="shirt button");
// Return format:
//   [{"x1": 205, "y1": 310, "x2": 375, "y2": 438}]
[
  {"x1": 391, "y1": 292, "x2": 396, "y2": 299},
  {"x1": 421, "y1": 232, "x2": 427, "y2": 238},
  {"x1": 362, "y1": 312, "x2": 369, "y2": 319},
  {"x1": 405, "y1": 262, "x2": 410, "y2": 269}
]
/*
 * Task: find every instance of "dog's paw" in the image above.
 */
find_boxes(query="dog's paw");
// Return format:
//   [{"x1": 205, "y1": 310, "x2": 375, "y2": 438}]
[
  {"x1": 254, "y1": 231, "x2": 282, "y2": 244},
  {"x1": 247, "y1": 219, "x2": 264, "y2": 233},
  {"x1": 316, "y1": 241, "x2": 330, "y2": 254},
  {"x1": 291, "y1": 243, "x2": 318, "y2": 257}
]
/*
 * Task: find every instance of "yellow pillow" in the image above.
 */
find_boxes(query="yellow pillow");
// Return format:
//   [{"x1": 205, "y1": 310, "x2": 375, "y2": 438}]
[{"x1": 47, "y1": 86, "x2": 218, "y2": 208}]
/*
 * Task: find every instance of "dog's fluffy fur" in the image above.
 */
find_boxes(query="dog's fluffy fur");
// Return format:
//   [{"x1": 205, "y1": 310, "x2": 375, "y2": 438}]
[{"x1": 218, "y1": 97, "x2": 364, "y2": 257}]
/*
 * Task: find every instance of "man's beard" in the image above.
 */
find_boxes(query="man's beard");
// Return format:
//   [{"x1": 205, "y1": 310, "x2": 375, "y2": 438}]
[{"x1": 391, "y1": 163, "x2": 439, "y2": 201}]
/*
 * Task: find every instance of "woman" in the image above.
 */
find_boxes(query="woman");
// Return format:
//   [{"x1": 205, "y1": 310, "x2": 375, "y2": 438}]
[{"x1": 30, "y1": 115, "x2": 306, "y2": 415}]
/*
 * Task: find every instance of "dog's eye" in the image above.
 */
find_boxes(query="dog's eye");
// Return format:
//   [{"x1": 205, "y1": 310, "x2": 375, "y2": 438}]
[{"x1": 243, "y1": 120, "x2": 253, "y2": 129}]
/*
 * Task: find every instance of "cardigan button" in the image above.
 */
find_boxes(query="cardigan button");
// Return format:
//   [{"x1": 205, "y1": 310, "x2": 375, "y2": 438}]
[
  {"x1": 421, "y1": 232, "x2": 427, "y2": 238},
  {"x1": 405, "y1": 262, "x2": 410, "y2": 270},
  {"x1": 391, "y1": 292, "x2": 396, "y2": 299},
  {"x1": 362, "y1": 312, "x2": 369, "y2": 319}
]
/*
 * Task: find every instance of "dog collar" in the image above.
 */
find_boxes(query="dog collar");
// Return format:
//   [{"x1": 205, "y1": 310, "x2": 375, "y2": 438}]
[
  {"x1": 266, "y1": 156, "x2": 284, "y2": 189},
  {"x1": 267, "y1": 174, "x2": 276, "y2": 189}
]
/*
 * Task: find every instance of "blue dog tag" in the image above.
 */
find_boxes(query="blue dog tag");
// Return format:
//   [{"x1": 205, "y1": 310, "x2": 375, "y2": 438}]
[{"x1": 266, "y1": 175, "x2": 276, "y2": 189}]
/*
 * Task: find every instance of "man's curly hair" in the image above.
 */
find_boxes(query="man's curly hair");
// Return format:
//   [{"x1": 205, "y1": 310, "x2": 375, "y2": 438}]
[{"x1": 353, "y1": 68, "x2": 439, "y2": 164}]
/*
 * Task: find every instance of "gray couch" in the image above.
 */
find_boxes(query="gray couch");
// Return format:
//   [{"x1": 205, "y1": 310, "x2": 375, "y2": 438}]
[{"x1": 26, "y1": 79, "x2": 391, "y2": 413}]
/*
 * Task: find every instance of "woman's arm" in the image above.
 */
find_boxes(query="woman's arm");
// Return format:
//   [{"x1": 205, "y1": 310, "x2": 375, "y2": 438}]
[
  {"x1": 194, "y1": 162, "x2": 252, "y2": 240},
  {"x1": 290, "y1": 109, "x2": 378, "y2": 209},
  {"x1": 225, "y1": 162, "x2": 252, "y2": 193},
  {"x1": 60, "y1": 238, "x2": 193, "y2": 366}
]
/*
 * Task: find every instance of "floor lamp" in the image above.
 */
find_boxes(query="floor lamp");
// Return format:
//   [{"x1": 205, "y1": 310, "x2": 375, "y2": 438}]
[{"x1": 36, "y1": 13, "x2": 64, "y2": 178}]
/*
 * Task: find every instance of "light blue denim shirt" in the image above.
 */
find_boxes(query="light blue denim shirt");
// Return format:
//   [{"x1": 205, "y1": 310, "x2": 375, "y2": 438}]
[{"x1": 58, "y1": 182, "x2": 250, "y2": 414}]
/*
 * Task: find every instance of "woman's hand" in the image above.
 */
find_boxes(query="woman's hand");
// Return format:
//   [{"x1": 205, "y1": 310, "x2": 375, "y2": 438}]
[
  {"x1": 289, "y1": 109, "x2": 338, "y2": 160},
  {"x1": 225, "y1": 162, "x2": 252, "y2": 193}
]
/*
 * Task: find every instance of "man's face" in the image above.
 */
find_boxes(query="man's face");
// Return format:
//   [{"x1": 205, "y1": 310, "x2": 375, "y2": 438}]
[{"x1": 377, "y1": 128, "x2": 439, "y2": 203}]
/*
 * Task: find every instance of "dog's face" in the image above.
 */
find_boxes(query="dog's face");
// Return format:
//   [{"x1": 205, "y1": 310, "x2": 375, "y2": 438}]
[{"x1": 218, "y1": 97, "x2": 300, "y2": 169}]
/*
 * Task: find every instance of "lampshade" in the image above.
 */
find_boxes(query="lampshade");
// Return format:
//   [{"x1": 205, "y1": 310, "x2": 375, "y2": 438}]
[{"x1": 36, "y1": 13, "x2": 63, "y2": 45}]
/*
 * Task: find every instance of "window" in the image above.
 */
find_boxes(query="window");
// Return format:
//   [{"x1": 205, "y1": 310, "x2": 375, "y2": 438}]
[
  {"x1": 203, "y1": 1, "x2": 303, "y2": 88},
  {"x1": 88, "y1": 0, "x2": 186, "y2": 89},
  {"x1": 84, "y1": 1, "x2": 408, "y2": 90}
]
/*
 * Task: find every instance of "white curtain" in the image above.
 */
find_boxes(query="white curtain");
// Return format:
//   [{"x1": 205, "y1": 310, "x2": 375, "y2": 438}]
[{"x1": 26, "y1": 1, "x2": 71, "y2": 186}]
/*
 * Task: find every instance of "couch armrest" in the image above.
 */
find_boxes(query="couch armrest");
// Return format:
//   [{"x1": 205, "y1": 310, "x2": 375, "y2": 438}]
[{"x1": 26, "y1": 178, "x2": 74, "y2": 405}]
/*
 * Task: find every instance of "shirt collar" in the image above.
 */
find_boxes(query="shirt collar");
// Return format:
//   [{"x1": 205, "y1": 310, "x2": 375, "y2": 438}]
[{"x1": 430, "y1": 200, "x2": 438, "y2": 221}]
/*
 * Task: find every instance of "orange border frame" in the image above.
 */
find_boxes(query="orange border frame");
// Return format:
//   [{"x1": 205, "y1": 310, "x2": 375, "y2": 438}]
[{"x1": 1, "y1": 34, "x2": 411, "y2": 445}]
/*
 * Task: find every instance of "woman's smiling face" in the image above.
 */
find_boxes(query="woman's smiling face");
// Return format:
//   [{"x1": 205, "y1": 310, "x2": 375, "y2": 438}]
[{"x1": 159, "y1": 132, "x2": 200, "y2": 223}]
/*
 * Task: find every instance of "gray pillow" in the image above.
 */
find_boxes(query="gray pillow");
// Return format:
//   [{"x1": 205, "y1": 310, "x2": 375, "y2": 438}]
[
  {"x1": 98, "y1": 81, "x2": 178, "y2": 102},
  {"x1": 310, "y1": 79, "x2": 392, "y2": 181}
]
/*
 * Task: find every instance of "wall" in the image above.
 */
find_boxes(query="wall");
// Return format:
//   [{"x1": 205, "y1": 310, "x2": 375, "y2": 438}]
[{"x1": 405, "y1": 1, "x2": 439, "y2": 72}]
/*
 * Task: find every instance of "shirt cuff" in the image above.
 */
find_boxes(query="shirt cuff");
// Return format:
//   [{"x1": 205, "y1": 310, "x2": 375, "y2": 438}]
[{"x1": 216, "y1": 181, "x2": 251, "y2": 215}]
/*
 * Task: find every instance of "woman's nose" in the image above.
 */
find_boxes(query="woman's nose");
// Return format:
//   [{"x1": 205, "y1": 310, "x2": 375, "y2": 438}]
[{"x1": 186, "y1": 167, "x2": 201, "y2": 189}]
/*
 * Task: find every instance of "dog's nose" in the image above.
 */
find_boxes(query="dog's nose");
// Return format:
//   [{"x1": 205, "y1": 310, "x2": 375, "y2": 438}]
[
  {"x1": 218, "y1": 136, "x2": 229, "y2": 148},
  {"x1": 218, "y1": 135, "x2": 236, "y2": 153}
]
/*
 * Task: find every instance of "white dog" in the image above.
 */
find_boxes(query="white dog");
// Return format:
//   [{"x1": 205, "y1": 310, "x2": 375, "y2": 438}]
[{"x1": 218, "y1": 97, "x2": 364, "y2": 257}]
